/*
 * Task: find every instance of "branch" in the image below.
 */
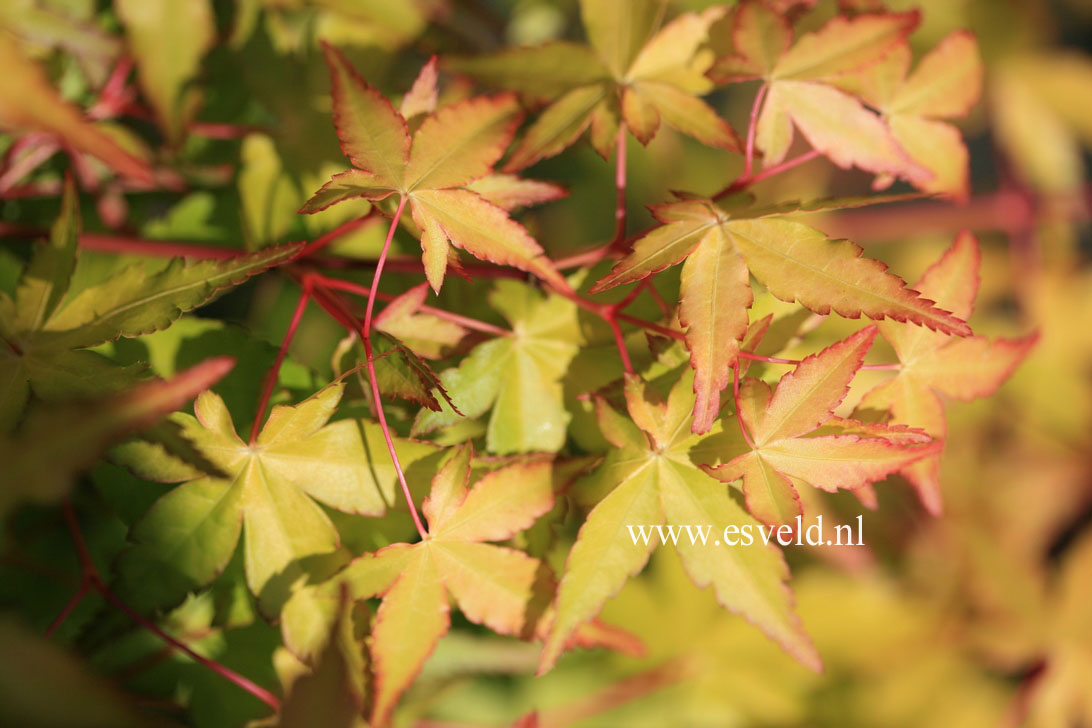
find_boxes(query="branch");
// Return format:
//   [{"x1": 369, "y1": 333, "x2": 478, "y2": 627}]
[{"x1": 55, "y1": 503, "x2": 280, "y2": 711}]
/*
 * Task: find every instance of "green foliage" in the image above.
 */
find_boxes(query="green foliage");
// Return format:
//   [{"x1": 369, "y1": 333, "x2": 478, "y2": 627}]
[{"x1": 1, "y1": 1, "x2": 1088, "y2": 727}]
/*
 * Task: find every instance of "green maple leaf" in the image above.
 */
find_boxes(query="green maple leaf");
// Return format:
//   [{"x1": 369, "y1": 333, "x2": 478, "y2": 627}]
[
  {"x1": 857, "y1": 233, "x2": 1037, "y2": 513},
  {"x1": 590, "y1": 196, "x2": 971, "y2": 434},
  {"x1": 411, "y1": 279, "x2": 583, "y2": 455},
  {"x1": 0, "y1": 179, "x2": 303, "y2": 433},
  {"x1": 300, "y1": 45, "x2": 566, "y2": 293},
  {"x1": 113, "y1": 383, "x2": 438, "y2": 615},
  {"x1": 702, "y1": 327, "x2": 941, "y2": 527},
  {"x1": 450, "y1": 0, "x2": 740, "y2": 168},
  {"x1": 279, "y1": 443, "x2": 555, "y2": 726},
  {"x1": 540, "y1": 366, "x2": 819, "y2": 675}
]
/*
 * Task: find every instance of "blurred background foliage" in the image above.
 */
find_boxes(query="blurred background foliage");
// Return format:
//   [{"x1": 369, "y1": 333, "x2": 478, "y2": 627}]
[{"x1": 1, "y1": 0, "x2": 1091, "y2": 726}]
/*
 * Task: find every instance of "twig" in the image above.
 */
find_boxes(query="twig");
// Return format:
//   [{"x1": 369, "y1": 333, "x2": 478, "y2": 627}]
[
  {"x1": 54, "y1": 503, "x2": 281, "y2": 711},
  {"x1": 358, "y1": 195, "x2": 428, "y2": 541}
]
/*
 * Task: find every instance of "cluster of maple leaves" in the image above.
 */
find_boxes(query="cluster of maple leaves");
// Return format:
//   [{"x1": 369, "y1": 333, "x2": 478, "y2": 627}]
[{"x1": 0, "y1": 0, "x2": 1041, "y2": 725}]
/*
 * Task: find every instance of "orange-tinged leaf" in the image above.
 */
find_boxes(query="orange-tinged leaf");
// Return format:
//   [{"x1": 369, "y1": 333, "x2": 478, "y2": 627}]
[
  {"x1": 760, "y1": 80, "x2": 929, "y2": 182},
  {"x1": 298, "y1": 169, "x2": 393, "y2": 214},
  {"x1": 405, "y1": 95, "x2": 521, "y2": 190},
  {"x1": 725, "y1": 218, "x2": 971, "y2": 336},
  {"x1": 705, "y1": 330, "x2": 939, "y2": 525},
  {"x1": 753, "y1": 327, "x2": 876, "y2": 444},
  {"x1": 861, "y1": 233, "x2": 1037, "y2": 513},
  {"x1": 679, "y1": 227, "x2": 752, "y2": 434},
  {"x1": 283, "y1": 457, "x2": 556, "y2": 720},
  {"x1": 370, "y1": 548, "x2": 447, "y2": 726},
  {"x1": 409, "y1": 188, "x2": 566, "y2": 290},
  {"x1": 545, "y1": 371, "x2": 817, "y2": 672},
  {"x1": 846, "y1": 33, "x2": 984, "y2": 200},
  {"x1": 431, "y1": 459, "x2": 554, "y2": 542},
  {"x1": 421, "y1": 442, "x2": 472, "y2": 530},
  {"x1": 590, "y1": 212, "x2": 718, "y2": 292},
  {"x1": 409, "y1": 196, "x2": 452, "y2": 293},
  {"x1": 729, "y1": 451, "x2": 802, "y2": 528},
  {"x1": 433, "y1": 541, "x2": 540, "y2": 635},
  {"x1": 887, "y1": 115, "x2": 968, "y2": 200},
  {"x1": 772, "y1": 11, "x2": 919, "y2": 81},
  {"x1": 323, "y1": 43, "x2": 410, "y2": 188},
  {"x1": 857, "y1": 375, "x2": 946, "y2": 514},
  {"x1": 466, "y1": 174, "x2": 566, "y2": 210},
  {"x1": 914, "y1": 333, "x2": 1039, "y2": 401},
  {"x1": 756, "y1": 434, "x2": 941, "y2": 492},
  {"x1": 0, "y1": 33, "x2": 152, "y2": 182},
  {"x1": 719, "y1": 0, "x2": 792, "y2": 80},
  {"x1": 622, "y1": 86, "x2": 660, "y2": 144},
  {"x1": 400, "y1": 55, "x2": 438, "y2": 120},
  {"x1": 889, "y1": 31, "x2": 983, "y2": 118},
  {"x1": 626, "y1": 7, "x2": 723, "y2": 91},
  {"x1": 880, "y1": 229, "x2": 979, "y2": 362},
  {"x1": 643, "y1": 82, "x2": 742, "y2": 151}
]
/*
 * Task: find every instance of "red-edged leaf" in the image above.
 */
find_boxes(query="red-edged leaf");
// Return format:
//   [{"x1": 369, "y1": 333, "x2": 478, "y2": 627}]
[
  {"x1": 771, "y1": 11, "x2": 919, "y2": 81},
  {"x1": 298, "y1": 169, "x2": 393, "y2": 214},
  {"x1": 405, "y1": 95, "x2": 521, "y2": 190},
  {"x1": 860, "y1": 232, "x2": 1037, "y2": 514},
  {"x1": 705, "y1": 329, "x2": 939, "y2": 526},
  {"x1": 678, "y1": 227, "x2": 752, "y2": 434},
  {"x1": 753, "y1": 327, "x2": 876, "y2": 444},
  {"x1": 410, "y1": 188, "x2": 567, "y2": 290},
  {"x1": 466, "y1": 174, "x2": 567, "y2": 210},
  {"x1": 725, "y1": 218, "x2": 971, "y2": 336},
  {"x1": 400, "y1": 55, "x2": 439, "y2": 120},
  {"x1": 322, "y1": 42, "x2": 410, "y2": 188}
]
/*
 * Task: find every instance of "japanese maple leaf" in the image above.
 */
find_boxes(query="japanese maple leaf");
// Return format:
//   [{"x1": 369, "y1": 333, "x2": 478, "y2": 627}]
[
  {"x1": 836, "y1": 31, "x2": 984, "y2": 201},
  {"x1": 856, "y1": 233, "x2": 1037, "y2": 514},
  {"x1": 703, "y1": 327, "x2": 941, "y2": 527},
  {"x1": 300, "y1": 45, "x2": 566, "y2": 293},
  {"x1": 113, "y1": 383, "x2": 437, "y2": 616},
  {"x1": 0, "y1": 178, "x2": 301, "y2": 433},
  {"x1": 711, "y1": 3, "x2": 929, "y2": 185},
  {"x1": 450, "y1": 0, "x2": 740, "y2": 169},
  {"x1": 412, "y1": 279, "x2": 582, "y2": 455},
  {"x1": 590, "y1": 197, "x2": 971, "y2": 434},
  {"x1": 278, "y1": 444, "x2": 555, "y2": 727},
  {"x1": 542, "y1": 367, "x2": 819, "y2": 676}
]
